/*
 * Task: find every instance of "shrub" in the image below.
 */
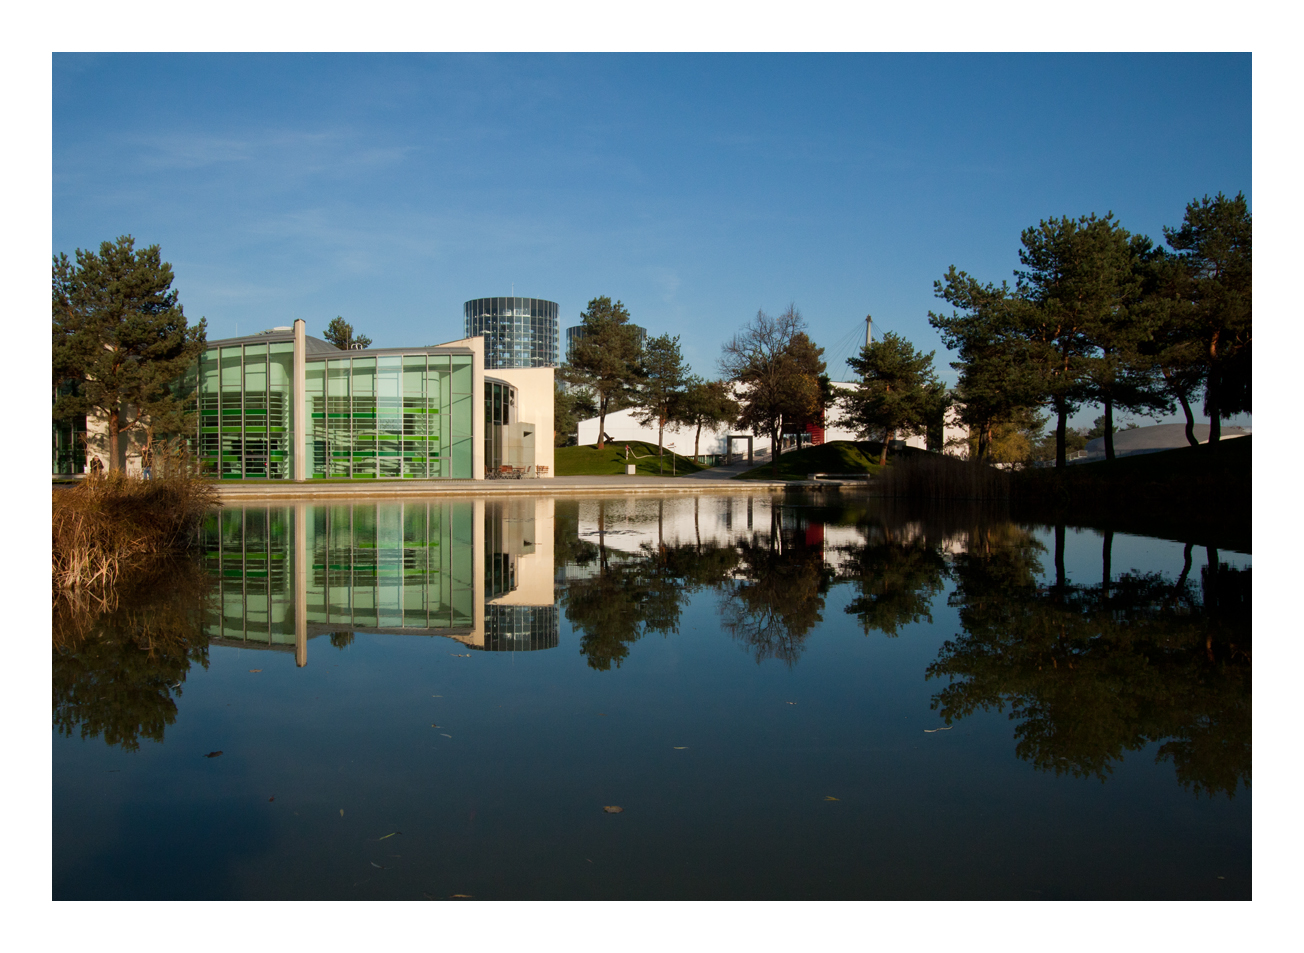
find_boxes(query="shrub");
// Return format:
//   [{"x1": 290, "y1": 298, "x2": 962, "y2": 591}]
[
  {"x1": 875, "y1": 451, "x2": 1010, "y2": 502},
  {"x1": 52, "y1": 455, "x2": 218, "y2": 593}
]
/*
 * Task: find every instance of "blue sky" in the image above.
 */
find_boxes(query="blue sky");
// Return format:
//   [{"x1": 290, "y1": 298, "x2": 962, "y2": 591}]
[{"x1": 53, "y1": 53, "x2": 1251, "y2": 426}]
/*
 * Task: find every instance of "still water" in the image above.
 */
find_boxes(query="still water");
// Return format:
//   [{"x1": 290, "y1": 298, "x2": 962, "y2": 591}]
[{"x1": 52, "y1": 493, "x2": 1251, "y2": 899}]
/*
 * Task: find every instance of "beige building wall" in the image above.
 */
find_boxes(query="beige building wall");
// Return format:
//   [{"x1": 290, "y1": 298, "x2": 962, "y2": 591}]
[
  {"x1": 84, "y1": 406, "x2": 148, "y2": 474},
  {"x1": 487, "y1": 497, "x2": 555, "y2": 607},
  {"x1": 490, "y1": 366, "x2": 555, "y2": 476}
]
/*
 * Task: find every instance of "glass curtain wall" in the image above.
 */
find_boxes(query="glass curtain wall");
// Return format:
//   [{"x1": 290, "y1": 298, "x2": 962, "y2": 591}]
[
  {"x1": 305, "y1": 353, "x2": 473, "y2": 479},
  {"x1": 199, "y1": 506, "x2": 296, "y2": 644},
  {"x1": 198, "y1": 502, "x2": 477, "y2": 645},
  {"x1": 463, "y1": 297, "x2": 560, "y2": 368},
  {"x1": 483, "y1": 380, "x2": 516, "y2": 472},
  {"x1": 197, "y1": 342, "x2": 293, "y2": 479}
]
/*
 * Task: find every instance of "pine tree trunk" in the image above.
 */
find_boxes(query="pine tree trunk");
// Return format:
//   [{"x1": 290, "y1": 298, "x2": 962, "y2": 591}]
[
  {"x1": 1102, "y1": 528, "x2": 1113, "y2": 602},
  {"x1": 1178, "y1": 390, "x2": 1199, "y2": 446},
  {"x1": 109, "y1": 409, "x2": 120, "y2": 473},
  {"x1": 1206, "y1": 367, "x2": 1221, "y2": 444},
  {"x1": 1054, "y1": 523, "x2": 1066, "y2": 591},
  {"x1": 1103, "y1": 397, "x2": 1115, "y2": 461},
  {"x1": 596, "y1": 397, "x2": 608, "y2": 450},
  {"x1": 1055, "y1": 400, "x2": 1068, "y2": 469},
  {"x1": 694, "y1": 422, "x2": 702, "y2": 461},
  {"x1": 658, "y1": 419, "x2": 664, "y2": 475}
]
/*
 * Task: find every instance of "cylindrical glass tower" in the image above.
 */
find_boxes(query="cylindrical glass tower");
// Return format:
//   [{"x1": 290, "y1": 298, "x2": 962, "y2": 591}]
[{"x1": 464, "y1": 297, "x2": 560, "y2": 369}]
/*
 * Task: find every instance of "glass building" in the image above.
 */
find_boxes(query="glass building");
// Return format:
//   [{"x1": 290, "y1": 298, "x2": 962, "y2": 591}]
[
  {"x1": 464, "y1": 297, "x2": 559, "y2": 368},
  {"x1": 196, "y1": 326, "x2": 484, "y2": 480}
]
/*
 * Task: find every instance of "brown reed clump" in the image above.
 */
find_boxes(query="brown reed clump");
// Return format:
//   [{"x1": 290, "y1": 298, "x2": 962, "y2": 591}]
[
  {"x1": 874, "y1": 451, "x2": 1011, "y2": 502},
  {"x1": 52, "y1": 451, "x2": 219, "y2": 593}
]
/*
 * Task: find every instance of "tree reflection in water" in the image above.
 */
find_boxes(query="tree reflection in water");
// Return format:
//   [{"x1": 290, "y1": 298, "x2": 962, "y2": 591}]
[
  {"x1": 556, "y1": 498, "x2": 741, "y2": 670},
  {"x1": 718, "y1": 505, "x2": 833, "y2": 666},
  {"x1": 927, "y1": 525, "x2": 1250, "y2": 798},
  {"x1": 52, "y1": 560, "x2": 212, "y2": 751},
  {"x1": 555, "y1": 497, "x2": 1250, "y2": 797}
]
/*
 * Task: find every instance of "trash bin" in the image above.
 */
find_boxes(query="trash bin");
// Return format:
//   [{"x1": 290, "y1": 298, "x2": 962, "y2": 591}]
[{"x1": 626, "y1": 464, "x2": 636, "y2": 475}]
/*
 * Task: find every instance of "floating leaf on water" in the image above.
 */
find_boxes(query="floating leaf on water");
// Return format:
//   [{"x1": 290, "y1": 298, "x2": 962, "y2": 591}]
[
  {"x1": 268, "y1": 797, "x2": 275, "y2": 802},
  {"x1": 249, "y1": 669, "x2": 262, "y2": 673},
  {"x1": 441, "y1": 733, "x2": 452, "y2": 738},
  {"x1": 786, "y1": 702, "x2": 797, "y2": 705},
  {"x1": 378, "y1": 832, "x2": 400, "y2": 840},
  {"x1": 370, "y1": 862, "x2": 385, "y2": 869},
  {"x1": 340, "y1": 809, "x2": 344, "y2": 817},
  {"x1": 603, "y1": 806, "x2": 623, "y2": 814},
  {"x1": 451, "y1": 893, "x2": 474, "y2": 899},
  {"x1": 824, "y1": 796, "x2": 839, "y2": 801},
  {"x1": 673, "y1": 746, "x2": 688, "y2": 750},
  {"x1": 923, "y1": 727, "x2": 953, "y2": 733},
  {"x1": 204, "y1": 751, "x2": 223, "y2": 758}
]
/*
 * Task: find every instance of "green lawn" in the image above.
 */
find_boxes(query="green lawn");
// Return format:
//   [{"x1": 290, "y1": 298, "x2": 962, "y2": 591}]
[
  {"x1": 554, "y1": 440, "x2": 711, "y2": 477},
  {"x1": 733, "y1": 440, "x2": 886, "y2": 481}
]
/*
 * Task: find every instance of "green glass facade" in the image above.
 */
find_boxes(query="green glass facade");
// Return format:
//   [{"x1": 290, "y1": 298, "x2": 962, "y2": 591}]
[
  {"x1": 305, "y1": 353, "x2": 474, "y2": 480},
  {"x1": 198, "y1": 341, "x2": 294, "y2": 479},
  {"x1": 199, "y1": 502, "x2": 476, "y2": 644},
  {"x1": 196, "y1": 334, "x2": 476, "y2": 480}
]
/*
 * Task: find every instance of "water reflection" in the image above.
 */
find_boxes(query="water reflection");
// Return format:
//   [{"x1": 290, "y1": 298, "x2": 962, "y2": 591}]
[
  {"x1": 52, "y1": 561, "x2": 211, "y2": 752},
  {"x1": 930, "y1": 529, "x2": 1250, "y2": 798},
  {"x1": 53, "y1": 493, "x2": 1249, "y2": 799},
  {"x1": 198, "y1": 499, "x2": 559, "y2": 663}
]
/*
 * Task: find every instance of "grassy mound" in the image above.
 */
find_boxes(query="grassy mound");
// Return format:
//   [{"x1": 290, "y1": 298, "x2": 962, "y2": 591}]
[
  {"x1": 554, "y1": 440, "x2": 711, "y2": 477},
  {"x1": 1010, "y1": 435, "x2": 1251, "y2": 551},
  {"x1": 1013, "y1": 435, "x2": 1250, "y2": 500},
  {"x1": 733, "y1": 440, "x2": 885, "y2": 481}
]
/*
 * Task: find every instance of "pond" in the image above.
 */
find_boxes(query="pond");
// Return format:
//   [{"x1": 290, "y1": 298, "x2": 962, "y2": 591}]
[{"x1": 52, "y1": 492, "x2": 1251, "y2": 899}]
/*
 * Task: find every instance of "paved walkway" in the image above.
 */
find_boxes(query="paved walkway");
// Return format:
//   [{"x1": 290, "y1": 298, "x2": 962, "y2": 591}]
[{"x1": 210, "y1": 466, "x2": 792, "y2": 502}]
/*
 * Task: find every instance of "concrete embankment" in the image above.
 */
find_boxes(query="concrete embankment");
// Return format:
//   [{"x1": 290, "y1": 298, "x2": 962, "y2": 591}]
[{"x1": 210, "y1": 473, "x2": 793, "y2": 502}]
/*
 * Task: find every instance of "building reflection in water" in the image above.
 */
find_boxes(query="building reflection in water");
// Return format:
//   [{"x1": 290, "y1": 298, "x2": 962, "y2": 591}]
[{"x1": 198, "y1": 499, "x2": 558, "y2": 664}]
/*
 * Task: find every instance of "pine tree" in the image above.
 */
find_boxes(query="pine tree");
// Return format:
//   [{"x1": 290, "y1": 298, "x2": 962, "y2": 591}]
[
  {"x1": 842, "y1": 331, "x2": 942, "y2": 465},
  {"x1": 675, "y1": 378, "x2": 739, "y2": 461},
  {"x1": 561, "y1": 297, "x2": 644, "y2": 449},
  {"x1": 323, "y1": 316, "x2": 372, "y2": 350},
  {"x1": 1160, "y1": 192, "x2": 1252, "y2": 443},
  {"x1": 635, "y1": 334, "x2": 689, "y2": 473},
  {"x1": 929, "y1": 267, "x2": 1040, "y2": 462},
  {"x1": 52, "y1": 236, "x2": 207, "y2": 472}
]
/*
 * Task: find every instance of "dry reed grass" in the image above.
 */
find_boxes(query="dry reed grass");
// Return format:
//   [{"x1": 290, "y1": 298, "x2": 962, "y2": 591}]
[
  {"x1": 52, "y1": 448, "x2": 218, "y2": 593},
  {"x1": 875, "y1": 451, "x2": 1011, "y2": 502}
]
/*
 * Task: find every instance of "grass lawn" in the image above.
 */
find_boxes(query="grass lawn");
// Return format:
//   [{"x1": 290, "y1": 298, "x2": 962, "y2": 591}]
[
  {"x1": 554, "y1": 440, "x2": 711, "y2": 477},
  {"x1": 733, "y1": 440, "x2": 886, "y2": 481}
]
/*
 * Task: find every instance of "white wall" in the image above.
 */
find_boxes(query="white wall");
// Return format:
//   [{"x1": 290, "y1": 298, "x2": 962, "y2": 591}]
[
  {"x1": 489, "y1": 365, "x2": 555, "y2": 476},
  {"x1": 577, "y1": 407, "x2": 773, "y2": 459},
  {"x1": 575, "y1": 382, "x2": 968, "y2": 458}
]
